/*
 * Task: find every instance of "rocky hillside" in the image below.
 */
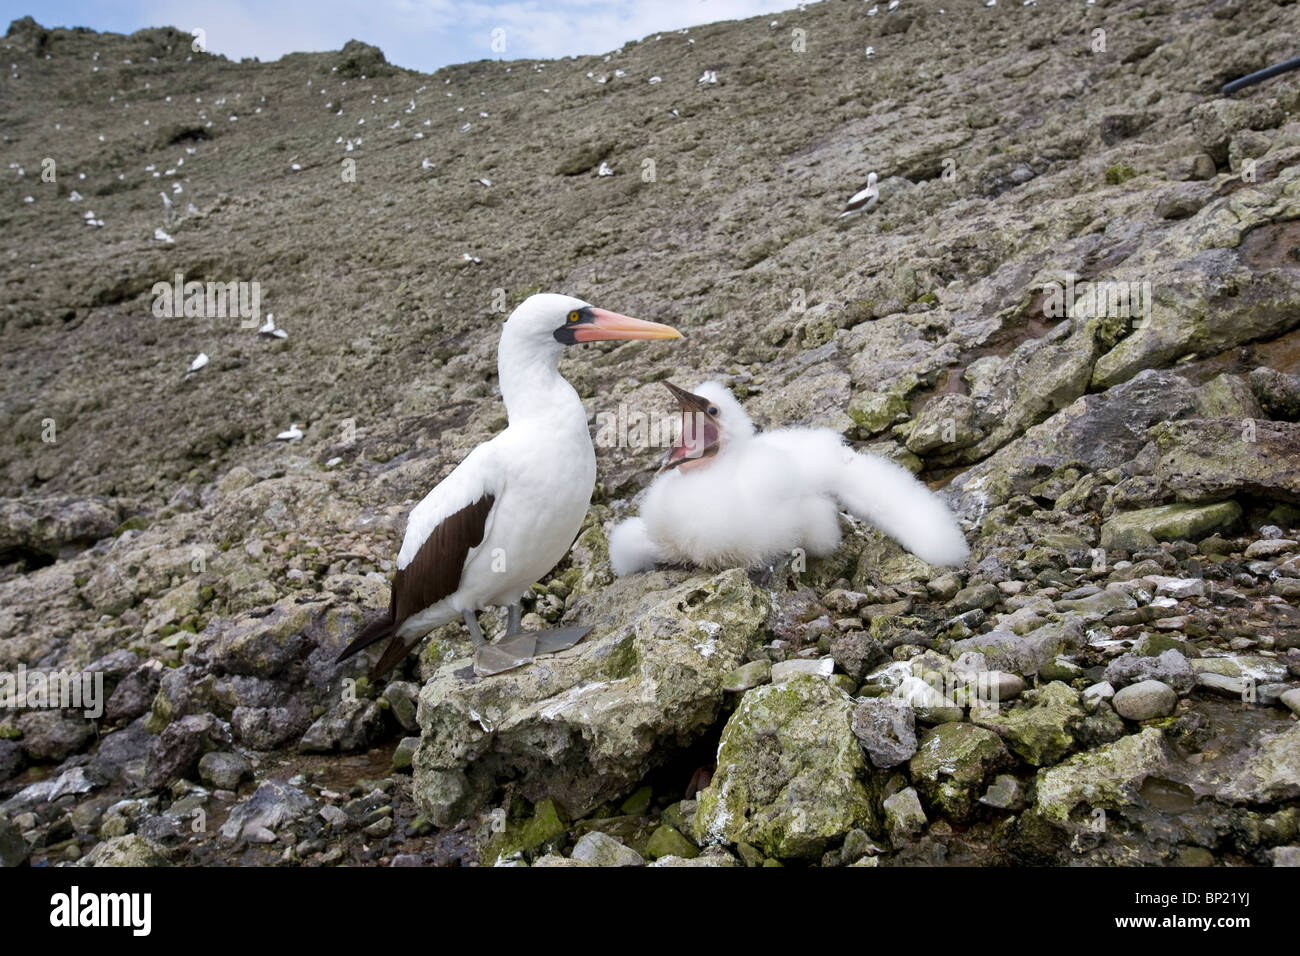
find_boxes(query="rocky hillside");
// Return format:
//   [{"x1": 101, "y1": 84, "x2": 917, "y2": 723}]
[{"x1": 2, "y1": 0, "x2": 1300, "y2": 868}]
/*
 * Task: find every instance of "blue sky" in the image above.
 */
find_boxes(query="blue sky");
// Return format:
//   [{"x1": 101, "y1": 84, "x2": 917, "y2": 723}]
[{"x1": 2, "y1": 1, "x2": 795, "y2": 72}]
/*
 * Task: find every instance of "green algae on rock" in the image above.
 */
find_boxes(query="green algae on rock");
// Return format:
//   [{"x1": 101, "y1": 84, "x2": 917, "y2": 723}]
[{"x1": 695, "y1": 675, "x2": 875, "y2": 859}]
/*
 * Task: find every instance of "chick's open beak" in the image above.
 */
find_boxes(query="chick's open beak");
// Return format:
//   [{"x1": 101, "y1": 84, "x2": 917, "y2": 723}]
[
  {"x1": 660, "y1": 381, "x2": 721, "y2": 472},
  {"x1": 573, "y1": 308, "x2": 683, "y2": 342}
]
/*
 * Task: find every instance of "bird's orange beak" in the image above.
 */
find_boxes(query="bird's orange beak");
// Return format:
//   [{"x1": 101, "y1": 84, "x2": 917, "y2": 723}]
[{"x1": 573, "y1": 308, "x2": 683, "y2": 342}]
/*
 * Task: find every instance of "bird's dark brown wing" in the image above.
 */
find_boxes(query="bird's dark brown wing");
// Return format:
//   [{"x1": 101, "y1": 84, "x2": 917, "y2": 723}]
[
  {"x1": 335, "y1": 493, "x2": 495, "y2": 670},
  {"x1": 391, "y1": 492, "x2": 495, "y2": 625}
]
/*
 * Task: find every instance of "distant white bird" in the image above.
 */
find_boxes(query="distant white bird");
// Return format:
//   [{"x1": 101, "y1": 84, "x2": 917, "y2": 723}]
[
  {"x1": 697, "y1": 69, "x2": 718, "y2": 84},
  {"x1": 609, "y1": 382, "x2": 970, "y2": 575},
  {"x1": 336, "y1": 293, "x2": 683, "y2": 679},
  {"x1": 866, "y1": 46, "x2": 876, "y2": 58},
  {"x1": 68, "y1": 190, "x2": 82, "y2": 202},
  {"x1": 648, "y1": 76, "x2": 662, "y2": 84},
  {"x1": 273, "y1": 423, "x2": 304, "y2": 442},
  {"x1": 596, "y1": 161, "x2": 614, "y2": 177},
  {"x1": 153, "y1": 227, "x2": 175, "y2": 243},
  {"x1": 257, "y1": 313, "x2": 288, "y2": 338},
  {"x1": 421, "y1": 157, "x2": 436, "y2": 170},
  {"x1": 184, "y1": 352, "x2": 209, "y2": 379},
  {"x1": 867, "y1": 4, "x2": 878, "y2": 14},
  {"x1": 840, "y1": 172, "x2": 879, "y2": 217},
  {"x1": 888, "y1": 0, "x2": 900, "y2": 9},
  {"x1": 474, "y1": 177, "x2": 491, "y2": 187}
]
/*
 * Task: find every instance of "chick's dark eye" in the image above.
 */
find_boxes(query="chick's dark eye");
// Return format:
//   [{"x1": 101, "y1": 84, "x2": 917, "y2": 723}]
[
  {"x1": 707, "y1": 405, "x2": 719, "y2": 416},
  {"x1": 568, "y1": 311, "x2": 580, "y2": 322}
]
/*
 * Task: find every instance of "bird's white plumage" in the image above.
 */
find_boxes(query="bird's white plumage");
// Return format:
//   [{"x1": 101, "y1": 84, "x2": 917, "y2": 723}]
[
  {"x1": 391, "y1": 293, "x2": 599, "y2": 640},
  {"x1": 610, "y1": 382, "x2": 969, "y2": 574}
]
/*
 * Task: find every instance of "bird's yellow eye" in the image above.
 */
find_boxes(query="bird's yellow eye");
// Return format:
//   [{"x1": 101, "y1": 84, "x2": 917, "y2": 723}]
[{"x1": 568, "y1": 311, "x2": 580, "y2": 323}]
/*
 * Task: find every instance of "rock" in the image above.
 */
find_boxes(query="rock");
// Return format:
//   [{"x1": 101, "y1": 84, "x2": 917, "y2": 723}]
[
  {"x1": 1082, "y1": 681, "x2": 1115, "y2": 710},
  {"x1": 208, "y1": 599, "x2": 319, "y2": 678},
  {"x1": 1271, "y1": 846, "x2": 1300, "y2": 867},
  {"x1": 197, "y1": 751, "x2": 251, "y2": 790},
  {"x1": 219, "y1": 780, "x2": 314, "y2": 843},
  {"x1": 1204, "y1": 370, "x2": 1269, "y2": 419},
  {"x1": 948, "y1": 369, "x2": 1201, "y2": 522},
  {"x1": 979, "y1": 774, "x2": 1027, "y2": 811},
  {"x1": 1190, "y1": 97, "x2": 1284, "y2": 164},
  {"x1": 1249, "y1": 366, "x2": 1300, "y2": 421},
  {"x1": 1155, "y1": 184, "x2": 1209, "y2": 221},
  {"x1": 905, "y1": 393, "x2": 982, "y2": 454},
  {"x1": 722, "y1": 660, "x2": 769, "y2": 691},
  {"x1": 392, "y1": 736, "x2": 419, "y2": 771},
  {"x1": 0, "y1": 495, "x2": 121, "y2": 559},
  {"x1": 1244, "y1": 538, "x2": 1298, "y2": 559},
  {"x1": 1219, "y1": 725, "x2": 1300, "y2": 805},
  {"x1": 950, "y1": 620, "x2": 1084, "y2": 675},
  {"x1": 830, "y1": 631, "x2": 886, "y2": 681},
  {"x1": 851, "y1": 697, "x2": 918, "y2": 768},
  {"x1": 1099, "y1": 501, "x2": 1241, "y2": 551},
  {"x1": 893, "y1": 675, "x2": 962, "y2": 724},
  {"x1": 299, "y1": 699, "x2": 385, "y2": 753},
  {"x1": 15, "y1": 711, "x2": 95, "y2": 762},
  {"x1": 0, "y1": 740, "x2": 23, "y2": 783},
  {"x1": 771, "y1": 657, "x2": 834, "y2": 682},
  {"x1": 908, "y1": 722, "x2": 1010, "y2": 822},
  {"x1": 1112, "y1": 680, "x2": 1178, "y2": 721},
  {"x1": 414, "y1": 569, "x2": 770, "y2": 824},
  {"x1": 531, "y1": 854, "x2": 592, "y2": 867},
  {"x1": 1034, "y1": 727, "x2": 1170, "y2": 823},
  {"x1": 1054, "y1": 587, "x2": 1137, "y2": 619},
  {"x1": 0, "y1": 816, "x2": 29, "y2": 867},
  {"x1": 1104, "y1": 650, "x2": 1195, "y2": 695},
  {"x1": 381, "y1": 681, "x2": 420, "y2": 733},
  {"x1": 644, "y1": 825, "x2": 698, "y2": 861},
  {"x1": 105, "y1": 662, "x2": 164, "y2": 722},
  {"x1": 949, "y1": 582, "x2": 1001, "y2": 614},
  {"x1": 571, "y1": 830, "x2": 644, "y2": 866},
  {"x1": 144, "y1": 713, "x2": 232, "y2": 788},
  {"x1": 480, "y1": 796, "x2": 566, "y2": 863},
  {"x1": 1281, "y1": 688, "x2": 1300, "y2": 717},
  {"x1": 76, "y1": 833, "x2": 169, "y2": 867},
  {"x1": 972, "y1": 681, "x2": 1085, "y2": 766},
  {"x1": 1150, "y1": 420, "x2": 1300, "y2": 505},
  {"x1": 883, "y1": 787, "x2": 927, "y2": 846},
  {"x1": 695, "y1": 675, "x2": 875, "y2": 858}
]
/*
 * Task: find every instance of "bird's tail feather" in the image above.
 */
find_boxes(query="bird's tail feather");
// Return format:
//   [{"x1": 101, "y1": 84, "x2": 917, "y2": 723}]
[
  {"x1": 336, "y1": 614, "x2": 396, "y2": 663},
  {"x1": 369, "y1": 635, "x2": 419, "y2": 681},
  {"x1": 609, "y1": 517, "x2": 665, "y2": 576},
  {"x1": 832, "y1": 449, "x2": 970, "y2": 566}
]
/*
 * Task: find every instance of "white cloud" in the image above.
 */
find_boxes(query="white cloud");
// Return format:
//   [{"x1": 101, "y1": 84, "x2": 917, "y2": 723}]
[{"x1": 122, "y1": 0, "x2": 795, "y2": 72}]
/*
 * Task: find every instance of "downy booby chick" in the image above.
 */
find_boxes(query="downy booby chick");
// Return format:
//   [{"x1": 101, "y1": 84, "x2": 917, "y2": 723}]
[
  {"x1": 339, "y1": 294, "x2": 683, "y2": 679},
  {"x1": 609, "y1": 382, "x2": 969, "y2": 575}
]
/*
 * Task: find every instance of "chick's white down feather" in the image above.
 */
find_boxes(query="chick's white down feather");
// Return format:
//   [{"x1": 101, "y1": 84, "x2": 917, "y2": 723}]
[{"x1": 609, "y1": 383, "x2": 970, "y2": 574}]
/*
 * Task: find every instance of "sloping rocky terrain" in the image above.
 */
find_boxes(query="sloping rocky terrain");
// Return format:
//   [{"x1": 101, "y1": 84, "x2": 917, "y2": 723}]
[{"x1": 2, "y1": 0, "x2": 1300, "y2": 868}]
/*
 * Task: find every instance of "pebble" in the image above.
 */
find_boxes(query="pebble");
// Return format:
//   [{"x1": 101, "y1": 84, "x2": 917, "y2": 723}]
[
  {"x1": 771, "y1": 658, "x2": 834, "y2": 682},
  {"x1": 1113, "y1": 680, "x2": 1178, "y2": 720},
  {"x1": 1278, "y1": 688, "x2": 1300, "y2": 716}
]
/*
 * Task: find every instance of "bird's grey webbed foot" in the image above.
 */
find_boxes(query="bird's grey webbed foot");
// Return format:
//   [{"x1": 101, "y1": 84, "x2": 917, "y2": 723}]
[
  {"x1": 506, "y1": 602, "x2": 522, "y2": 637},
  {"x1": 533, "y1": 625, "x2": 592, "y2": 656}
]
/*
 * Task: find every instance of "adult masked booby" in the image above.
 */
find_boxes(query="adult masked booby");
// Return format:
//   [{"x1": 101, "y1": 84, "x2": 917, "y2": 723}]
[
  {"x1": 840, "y1": 172, "x2": 879, "y2": 217},
  {"x1": 609, "y1": 381, "x2": 969, "y2": 575},
  {"x1": 338, "y1": 294, "x2": 683, "y2": 679}
]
